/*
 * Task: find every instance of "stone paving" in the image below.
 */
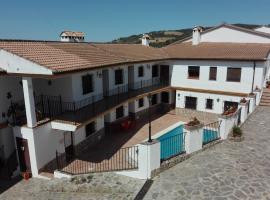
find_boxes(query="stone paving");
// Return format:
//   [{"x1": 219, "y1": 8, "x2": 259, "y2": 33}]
[
  {"x1": 0, "y1": 172, "x2": 145, "y2": 200},
  {"x1": 144, "y1": 106, "x2": 270, "y2": 200}
]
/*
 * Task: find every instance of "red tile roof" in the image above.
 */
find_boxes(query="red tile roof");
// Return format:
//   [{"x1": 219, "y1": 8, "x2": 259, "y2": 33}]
[
  {"x1": 0, "y1": 39, "x2": 270, "y2": 75},
  {"x1": 164, "y1": 42, "x2": 270, "y2": 61}
]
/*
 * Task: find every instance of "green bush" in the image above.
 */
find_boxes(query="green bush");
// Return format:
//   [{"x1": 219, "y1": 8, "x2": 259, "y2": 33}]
[{"x1": 232, "y1": 126, "x2": 242, "y2": 137}]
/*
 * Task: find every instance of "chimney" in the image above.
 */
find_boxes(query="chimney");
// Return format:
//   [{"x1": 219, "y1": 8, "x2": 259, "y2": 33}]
[
  {"x1": 192, "y1": 26, "x2": 203, "y2": 45},
  {"x1": 60, "y1": 31, "x2": 85, "y2": 42},
  {"x1": 141, "y1": 34, "x2": 150, "y2": 46}
]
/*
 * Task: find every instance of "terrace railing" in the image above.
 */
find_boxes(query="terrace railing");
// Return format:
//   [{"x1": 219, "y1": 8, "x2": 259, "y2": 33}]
[
  {"x1": 202, "y1": 121, "x2": 221, "y2": 145},
  {"x1": 56, "y1": 145, "x2": 139, "y2": 175},
  {"x1": 159, "y1": 131, "x2": 186, "y2": 162},
  {"x1": 13, "y1": 78, "x2": 169, "y2": 125}
]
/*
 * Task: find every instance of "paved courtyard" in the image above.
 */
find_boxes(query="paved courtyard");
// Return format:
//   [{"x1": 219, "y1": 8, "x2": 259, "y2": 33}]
[
  {"x1": 0, "y1": 173, "x2": 145, "y2": 200},
  {"x1": 144, "y1": 106, "x2": 270, "y2": 200},
  {"x1": 2, "y1": 107, "x2": 270, "y2": 199}
]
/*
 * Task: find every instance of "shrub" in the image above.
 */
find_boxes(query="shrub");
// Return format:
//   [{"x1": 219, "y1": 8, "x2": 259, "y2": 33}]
[{"x1": 232, "y1": 126, "x2": 242, "y2": 137}]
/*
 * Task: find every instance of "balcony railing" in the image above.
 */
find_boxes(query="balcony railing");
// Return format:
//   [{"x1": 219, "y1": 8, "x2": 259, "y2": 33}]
[{"x1": 12, "y1": 77, "x2": 170, "y2": 125}]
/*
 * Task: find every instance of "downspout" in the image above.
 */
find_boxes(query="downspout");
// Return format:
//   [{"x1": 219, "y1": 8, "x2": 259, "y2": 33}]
[{"x1": 251, "y1": 61, "x2": 256, "y2": 93}]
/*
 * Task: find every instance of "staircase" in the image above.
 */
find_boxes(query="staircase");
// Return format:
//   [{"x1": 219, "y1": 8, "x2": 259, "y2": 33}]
[{"x1": 260, "y1": 88, "x2": 270, "y2": 106}]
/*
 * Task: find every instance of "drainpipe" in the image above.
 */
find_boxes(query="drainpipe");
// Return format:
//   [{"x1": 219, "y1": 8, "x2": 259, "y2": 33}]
[{"x1": 251, "y1": 61, "x2": 256, "y2": 93}]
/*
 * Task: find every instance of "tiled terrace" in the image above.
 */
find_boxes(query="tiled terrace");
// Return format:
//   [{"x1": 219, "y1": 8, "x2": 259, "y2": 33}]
[{"x1": 56, "y1": 108, "x2": 218, "y2": 175}]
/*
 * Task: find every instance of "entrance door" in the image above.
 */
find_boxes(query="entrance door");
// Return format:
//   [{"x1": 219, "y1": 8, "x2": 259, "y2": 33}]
[
  {"x1": 128, "y1": 66, "x2": 134, "y2": 90},
  {"x1": 224, "y1": 101, "x2": 238, "y2": 112},
  {"x1": 64, "y1": 132, "x2": 74, "y2": 162},
  {"x1": 102, "y1": 69, "x2": 109, "y2": 97},
  {"x1": 185, "y1": 97, "x2": 197, "y2": 110},
  {"x1": 161, "y1": 92, "x2": 169, "y2": 103},
  {"x1": 160, "y1": 65, "x2": 170, "y2": 83},
  {"x1": 16, "y1": 137, "x2": 31, "y2": 173}
]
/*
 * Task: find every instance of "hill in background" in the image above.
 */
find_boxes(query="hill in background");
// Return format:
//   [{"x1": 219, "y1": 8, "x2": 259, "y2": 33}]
[{"x1": 111, "y1": 24, "x2": 264, "y2": 47}]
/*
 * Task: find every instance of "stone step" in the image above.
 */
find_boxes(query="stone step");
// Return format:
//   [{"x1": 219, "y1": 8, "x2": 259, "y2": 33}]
[
  {"x1": 260, "y1": 100, "x2": 270, "y2": 104},
  {"x1": 260, "y1": 103, "x2": 270, "y2": 107}
]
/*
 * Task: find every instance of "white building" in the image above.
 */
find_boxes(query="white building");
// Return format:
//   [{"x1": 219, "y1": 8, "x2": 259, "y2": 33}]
[{"x1": 0, "y1": 23, "x2": 270, "y2": 178}]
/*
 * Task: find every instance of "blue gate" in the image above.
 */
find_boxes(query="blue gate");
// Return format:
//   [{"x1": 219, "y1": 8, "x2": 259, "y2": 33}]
[
  {"x1": 158, "y1": 126, "x2": 185, "y2": 161},
  {"x1": 203, "y1": 121, "x2": 221, "y2": 145}
]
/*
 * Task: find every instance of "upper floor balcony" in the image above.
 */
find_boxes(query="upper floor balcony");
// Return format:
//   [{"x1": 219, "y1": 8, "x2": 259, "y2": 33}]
[{"x1": 11, "y1": 77, "x2": 170, "y2": 127}]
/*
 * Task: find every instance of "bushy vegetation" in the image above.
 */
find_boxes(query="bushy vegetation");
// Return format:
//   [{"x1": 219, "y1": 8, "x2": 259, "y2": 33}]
[{"x1": 111, "y1": 23, "x2": 264, "y2": 47}]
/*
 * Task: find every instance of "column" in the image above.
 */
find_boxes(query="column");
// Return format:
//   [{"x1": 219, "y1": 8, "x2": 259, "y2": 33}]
[
  {"x1": 22, "y1": 77, "x2": 37, "y2": 127},
  {"x1": 184, "y1": 123, "x2": 203, "y2": 154}
]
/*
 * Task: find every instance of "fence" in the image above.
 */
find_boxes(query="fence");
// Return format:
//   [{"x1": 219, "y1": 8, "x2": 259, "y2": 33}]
[
  {"x1": 12, "y1": 78, "x2": 169, "y2": 125},
  {"x1": 159, "y1": 132, "x2": 185, "y2": 162},
  {"x1": 203, "y1": 121, "x2": 221, "y2": 145},
  {"x1": 56, "y1": 145, "x2": 139, "y2": 175}
]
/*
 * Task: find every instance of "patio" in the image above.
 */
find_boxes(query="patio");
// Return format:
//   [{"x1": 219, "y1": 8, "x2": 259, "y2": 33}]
[{"x1": 55, "y1": 108, "x2": 219, "y2": 175}]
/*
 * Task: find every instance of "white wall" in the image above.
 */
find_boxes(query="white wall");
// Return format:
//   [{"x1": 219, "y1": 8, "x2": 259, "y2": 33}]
[
  {"x1": 13, "y1": 124, "x2": 65, "y2": 177},
  {"x1": 176, "y1": 90, "x2": 242, "y2": 114},
  {"x1": 71, "y1": 69, "x2": 103, "y2": 102},
  {"x1": 105, "y1": 103, "x2": 129, "y2": 122},
  {"x1": 0, "y1": 76, "x2": 23, "y2": 159},
  {"x1": 108, "y1": 66, "x2": 128, "y2": 91},
  {"x1": 33, "y1": 76, "x2": 73, "y2": 102},
  {"x1": 186, "y1": 27, "x2": 270, "y2": 43},
  {"x1": 73, "y1": 116, "x2": 104, "y2": 145},
  {"x1": 171, "y1": 60, "x2": 266, "y2": 94},
  {"x1": 0, "y1": 50, "x2": 52, "y2": 75}
]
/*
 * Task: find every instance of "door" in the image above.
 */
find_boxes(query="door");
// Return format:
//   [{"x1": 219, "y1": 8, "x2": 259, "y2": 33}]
[
  {"x1": 224, "y1": 101, "x2": 238, "y2": 112},
  {"x1": 102, "y1": 69, "x2": 109, "y2": 97},
  {"x1": 128, "y1": 66, "x2": 134, "y2": 90},
  {"x1": 16, "y1": 137, "x2": 31, "y2": 173},
  {"x1": 160, "y1": 65, "x2": 170, "y2": 84},
  {"x1": 185, "y1": 97, "x2": 197, "y2": 110},
  {"x1": 161, "y1": 92, "x2": 169, "y2": 103},
  {"x1": 64, "y1": 132, "x2": 74, "y2": 162}
]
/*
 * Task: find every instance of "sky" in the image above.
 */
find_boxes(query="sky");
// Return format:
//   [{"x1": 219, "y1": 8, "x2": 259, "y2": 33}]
[{"x1": 0, "y1": 0, "x2": 270, "y2": 42}]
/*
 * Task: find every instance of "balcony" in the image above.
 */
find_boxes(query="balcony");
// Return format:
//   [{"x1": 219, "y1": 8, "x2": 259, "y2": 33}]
[{"x1": 12, "y1": 78, "x2": 170, "y2": 126}]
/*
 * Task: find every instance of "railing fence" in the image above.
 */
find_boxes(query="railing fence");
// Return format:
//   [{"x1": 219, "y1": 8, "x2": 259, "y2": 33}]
[
  {"x1": 56, "y1": 145, "x2": 139, "y2": 175},
  {"x1": 203, "y1": 121, "x2": 221, "y2": 145}
]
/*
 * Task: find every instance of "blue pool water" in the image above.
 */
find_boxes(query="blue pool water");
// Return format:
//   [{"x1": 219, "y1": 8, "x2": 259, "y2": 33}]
[
  {"x1": 158, "y1": 125, "x2": 185, "y2": 161},
  {"x1": 203, "y1": 129, "x2": 219, "y2": 144},
  {"x1": 158, "y1": 124, "x2": 219, "y2": 161}
]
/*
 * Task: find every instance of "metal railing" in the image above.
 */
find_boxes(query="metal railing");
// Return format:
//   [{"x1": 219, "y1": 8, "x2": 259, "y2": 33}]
[
  {"x1": 159, "y1": 132, "x2": 185, "y2": 162},
  {"x1": 203, "y1": 121, "x2": 221, "y2": 145},
  {"x1": 12, "y1": 77, "x2": 169, "y2": 125},
  {"x1": 56, "y1": 145, "x2": 139, "y2": 175}
]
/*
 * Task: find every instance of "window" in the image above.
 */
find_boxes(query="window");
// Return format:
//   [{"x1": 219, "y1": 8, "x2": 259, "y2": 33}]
[
  {"x1": 138, "y1": 98, "x2": 144, "y2": 108},
  {"x1": 82, "y1": 74, "x2": 94, "y2": 95},
  {"x1": 151, "y1": 94, "x2": 158, "y2": 105},
  {"x1": 206, "y1": 99, "x2": 213, "y2": 110},
  {"x1": 115, "y1": 69, "x2": 123, "y2": 85},
  {"x1": 209, "y1": 67, "x2": 217, "y2": 81},
  {"x1": 226, "y1": 68, "x2": 241, "y2": 82},
  {"x1": 152, "y1": 65, "x2": 159, "y2": 77},
  {"x1": 116, "y1": 106, "x2": 124, "y2": 119},
  {"x1": 185, "y1": 96, "x2": 197, "y2": 109},
  {"x1": 188, "y1": 66, "x2": 200, "y2": 79},
  {"x1": 138, "y1": 66, "x2": 144, "y2": 77},
  {"x1": 85, "y1": 121, "x2": 96, "y2": 137}
]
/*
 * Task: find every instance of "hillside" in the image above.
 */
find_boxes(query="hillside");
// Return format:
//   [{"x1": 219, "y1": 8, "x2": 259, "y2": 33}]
[{"x1": 111, "y1": 24, "x2": 264, "y2": 47}]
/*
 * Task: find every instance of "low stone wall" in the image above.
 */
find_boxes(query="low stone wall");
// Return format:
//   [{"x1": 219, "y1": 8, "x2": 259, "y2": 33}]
[
  {"x1": 151, "y1": 139, "x2": 222, "y2": 178},
  {"x1": 74, "y1": 128, "x2": 105, "y2": 156}
]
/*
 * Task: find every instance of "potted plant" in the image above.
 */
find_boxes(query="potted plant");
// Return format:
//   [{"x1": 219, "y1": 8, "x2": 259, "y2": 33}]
[
  {"x1": 184, "y1": 117, "x2": 203, "y2": 130},
  {"x1": 240, "y1": 98, "x2": 247, "y2": 104},
  {"x1": 232, "y1": 126, "x2": 242, "y2": 137}
]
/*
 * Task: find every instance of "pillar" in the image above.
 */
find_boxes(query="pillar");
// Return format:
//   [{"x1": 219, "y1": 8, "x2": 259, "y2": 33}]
[
  {"x1": 184, "y1": 123, "x2": 203, "y2": 154},
  {"x1": 22, "y1": 77, "x2": 37, "y2": 127}
]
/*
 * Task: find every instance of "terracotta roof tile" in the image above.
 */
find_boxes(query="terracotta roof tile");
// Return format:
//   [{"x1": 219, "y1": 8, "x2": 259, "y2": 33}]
[{"x1": 164, "y1": 42, "x2": 270, "y2": 61}]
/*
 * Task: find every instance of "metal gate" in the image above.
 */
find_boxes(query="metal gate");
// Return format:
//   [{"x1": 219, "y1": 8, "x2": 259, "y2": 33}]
[
  {"x1": 159, "y1": 130, "x2": 185, "y2": 162},
  {"x1": 203, "y1": 121, "x2": 221, "y2": 145}
]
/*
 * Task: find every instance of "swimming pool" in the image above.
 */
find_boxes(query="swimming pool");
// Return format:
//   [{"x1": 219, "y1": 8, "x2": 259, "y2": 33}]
[
  {"x1": 157, "y1": 123, "x2": 219, "y2": 161},
  {"x1": 158, "y1": 125, "x2": 185, "y2": 161}
]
